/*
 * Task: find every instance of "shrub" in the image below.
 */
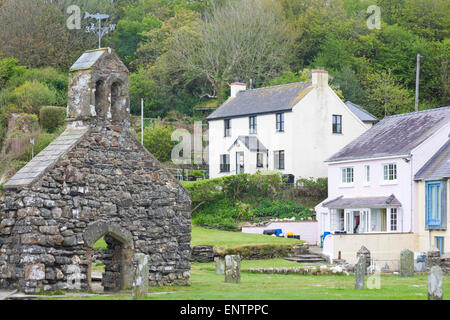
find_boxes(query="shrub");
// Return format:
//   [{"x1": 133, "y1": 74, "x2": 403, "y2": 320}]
[
  {"x1": 254, "y1": 199, "x2": 312, "y2": 220},
  {"x1": 296, "y1": 177, "x2": 328, "y2": 199},
  {"x1": 142, "y1": 121, "x2": 177, "y2": 162},
  {"x1": 40, "y1": 106, "x2": 66, "y2": 132},
  {"x1": 10, "y1": 81, "x2": 57, "y2": 114}
]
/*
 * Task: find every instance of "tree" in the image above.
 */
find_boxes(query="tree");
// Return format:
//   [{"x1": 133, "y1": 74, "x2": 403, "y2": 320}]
[
  {"x1": 0, "y1": 0, "x2": 115, "y2": 68},
  {"x1": 331, "y1": 65, "x2": 366, "y2": 105},
  {"x1": 168, "y1": 0, "x2": 293, "y2": 98},
  {"x1": 142, "y1": 121, "x2": 177, "y2": 163},
  {"x1": 364, "y1": 69, "x2": 414, "y2": 117}
]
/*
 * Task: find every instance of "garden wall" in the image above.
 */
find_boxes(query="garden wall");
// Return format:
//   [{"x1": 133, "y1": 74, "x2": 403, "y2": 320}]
[{"x1": 241, "y1": 221, "x2": 318, "y2": 245}]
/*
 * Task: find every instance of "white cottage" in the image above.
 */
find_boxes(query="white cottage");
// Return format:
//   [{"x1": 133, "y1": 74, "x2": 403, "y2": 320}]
[
  {"x1": 206, "y1": 70, "x2": 377, "y2": 180},
  {"x1": 315, "y1": 106, "x2": 450, "y2": 266}
]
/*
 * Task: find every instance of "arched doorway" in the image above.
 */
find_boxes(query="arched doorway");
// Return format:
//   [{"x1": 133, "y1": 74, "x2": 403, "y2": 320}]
[{"x1": 84, "y1": 221, "x2": 134, "y2": 292}]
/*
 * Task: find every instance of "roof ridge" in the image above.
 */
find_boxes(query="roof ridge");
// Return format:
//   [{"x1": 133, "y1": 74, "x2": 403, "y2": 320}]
[
  {"x1": 383, "y1": 106, "x2": 450, "y2": 120},
  {"x1": 242, "y1": 81, "x2": 311, "y2": 93}
]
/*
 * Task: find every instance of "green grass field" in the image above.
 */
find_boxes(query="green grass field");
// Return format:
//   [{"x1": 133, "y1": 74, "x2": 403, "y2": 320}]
[
  {"x1": 55, "y1": 261, "x2": 450, "y2": 300},
  {"x1": 191, "y1": 225, "x2": 302, "y2": 248},
  {"x1": 46, "y1": 226, "x2": 449, "y2": 300}
]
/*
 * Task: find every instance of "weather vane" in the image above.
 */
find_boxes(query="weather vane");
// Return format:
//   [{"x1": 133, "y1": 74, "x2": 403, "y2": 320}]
[{"x1": 84, "y1": 12, "x2": 116, "y2": 49}]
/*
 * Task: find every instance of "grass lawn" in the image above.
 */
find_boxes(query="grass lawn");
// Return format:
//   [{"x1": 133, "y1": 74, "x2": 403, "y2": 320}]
[
  {"x1": 92, "y1": 225, "x2": 300, "y2": 252},
  {"x1": 191, "y1": 225, "x2": 302, "y2": 248},
  {"x1": 53, "y1": 261, "x2": 450, "y2": 300},
  {"x1": 54, "y1": 226, "x2": 448, "y2": 300}
]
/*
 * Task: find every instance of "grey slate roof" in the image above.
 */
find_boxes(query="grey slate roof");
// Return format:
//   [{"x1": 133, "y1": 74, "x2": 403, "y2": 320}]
[
  {"x1": 345, "y1": 101, "x2": 378, "y2": 122},
  {"x1": 327, "y1": 106, "x2": 450, "y2": 162},
  {"x1": 415, "y1": 139, "x2": 450, "y2": 181},
  {"x1": 70, "y1": 49, "x2": 107, "y2": 71},
  {"x1": 4, "y1": 127, "x2": 89, "y2": 189},
  {"x1": 323, "y1": 194, "x2": 402, "y2": 208},
  {"x1": 228, "y1": 136, "x2": 268, "y2": 152},
  {"x1": 206, "y1": 82, "x2": 313, "y2": 121}
]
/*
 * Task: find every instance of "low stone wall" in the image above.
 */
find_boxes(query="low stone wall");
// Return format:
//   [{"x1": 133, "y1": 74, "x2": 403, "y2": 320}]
[
  {"x1": 215, "y1": 244, "x2": 295, "y2": 260},
  {"x1": 190, "y1": 245, "x2": 215, "y2": 263},
  {"x1": 247, "y1": 265, "x2": 349, "y2": 275}
]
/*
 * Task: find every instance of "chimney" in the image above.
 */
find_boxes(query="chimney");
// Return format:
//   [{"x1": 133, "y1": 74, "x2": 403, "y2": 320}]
[
  {"x1": 230, "y1": 82, "x2": 247, "y2": 98},
  {"x1": 312, "y1": 69, "x2": 329, "y2": 88}
]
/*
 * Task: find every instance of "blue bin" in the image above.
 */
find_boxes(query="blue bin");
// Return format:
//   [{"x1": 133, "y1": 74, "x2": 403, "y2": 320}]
[{"x1": 275, "y1": 229, "x2": 283, "y2": 237}]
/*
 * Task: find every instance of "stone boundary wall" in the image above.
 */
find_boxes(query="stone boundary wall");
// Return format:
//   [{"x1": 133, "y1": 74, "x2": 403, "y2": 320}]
[{"x1": 247, "y1": 265, "x2": 349, "y2": 275}]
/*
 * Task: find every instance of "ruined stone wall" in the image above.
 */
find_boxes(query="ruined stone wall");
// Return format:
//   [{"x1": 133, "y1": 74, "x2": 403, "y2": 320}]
[{"x1": 0, "y1": 122, "x2": 191, "y2": 293}]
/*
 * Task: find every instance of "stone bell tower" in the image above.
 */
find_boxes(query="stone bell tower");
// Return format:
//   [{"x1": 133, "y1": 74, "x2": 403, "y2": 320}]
[{"x1": 67, "y1": 48, "x2": 130, "y2": 126}]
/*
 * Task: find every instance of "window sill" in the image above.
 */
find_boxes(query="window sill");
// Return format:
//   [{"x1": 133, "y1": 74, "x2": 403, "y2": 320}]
[
  {"x1": 339, "y1": 183, "x2": 354, "y2": 188},
  {"x1": 381, "y1": 180, "x2": 398, "y2": 186}
]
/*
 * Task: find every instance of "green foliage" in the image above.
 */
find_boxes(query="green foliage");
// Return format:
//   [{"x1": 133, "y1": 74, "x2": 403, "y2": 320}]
[
  {"x1": 15, "y1": 126, "x2": 65, "y2": 162},
  {"x1": 39, "y1": 106, "x2": 66, "y2": 133},
  {"x1": 254, "y1": 199, "x2": 311, "y2": 220},
  {"x1": 9, "y1": 81, "x2": 57, "y2": 114},
  {"x1": 268, "y1": 70, "x2": 310, "y2": 86},
  {"x1": 142, "y1": 121, "x2": 177, "y2": 162},
  {"x1": 187, "y1": 173, "x2": 315, "y2": 229},
  {"x1": 0, "y1": 58, "x2": 27, "y2": 89},
  {"x1": 296, "y1": 177, "x2": 328, "y2": 199}
]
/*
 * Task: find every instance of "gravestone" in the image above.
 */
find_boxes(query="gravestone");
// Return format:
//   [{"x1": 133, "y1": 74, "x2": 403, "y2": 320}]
[
  {"x1": 428, "y1": 265, "x2": 443, "y2": 300},
  {"x1": 132, "y1": 253, "x2": 149, "y2": 299},
  {"x1": 356, "y1": 246, "x2": 371, "y2": 274},
  {"x1": 215, "y1": 257, "x2": 225, "y2": 275},
  {"x1": 400, "y1": 249, "x2": 414, "y2": 277},
  {"x1": 225, "y1": 255, "x2": 241, "y2": 283},
  {"x1": 354, "y1": 255, "x2": 366, "y2": 290}
]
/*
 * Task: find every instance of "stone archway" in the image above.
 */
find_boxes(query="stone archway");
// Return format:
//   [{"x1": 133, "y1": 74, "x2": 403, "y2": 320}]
[{"x1": 84, "y1": 221, "x2": 134, "y2": 292}]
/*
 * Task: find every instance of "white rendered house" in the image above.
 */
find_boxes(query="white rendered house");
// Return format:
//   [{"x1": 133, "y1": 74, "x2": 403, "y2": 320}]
[
  {"x1": 315, "y1": 106, "x2": 450, "y2": 266},
  {"x1": 206, "y1": 70, "x2": 377, "y2": 180}
]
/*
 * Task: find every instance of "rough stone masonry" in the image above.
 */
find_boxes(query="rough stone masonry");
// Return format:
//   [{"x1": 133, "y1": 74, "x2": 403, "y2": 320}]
[{"x1": 0, "y1": 48, "x2": 191, "y2": 294}]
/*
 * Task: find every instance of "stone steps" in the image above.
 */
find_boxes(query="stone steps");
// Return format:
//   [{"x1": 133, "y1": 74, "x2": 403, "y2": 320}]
[{"x1": 285, "y1": 254, "x2": 328, "y2": 264}]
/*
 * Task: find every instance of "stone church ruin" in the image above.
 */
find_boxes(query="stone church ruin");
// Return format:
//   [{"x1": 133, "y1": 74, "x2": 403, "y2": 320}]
[{"x1": 0, "y1": 48, "x2": 191, "y2": 294}]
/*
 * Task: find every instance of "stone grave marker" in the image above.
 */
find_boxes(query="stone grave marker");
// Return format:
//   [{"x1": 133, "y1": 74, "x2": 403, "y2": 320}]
[
  {"x1": 400, "y1": 249, "x2": 414, "y2": 277},
  {"x1": 215, "y1": 257, "x2": 225, "y2": 275},
  {"x1": 132, "y1": 253, "x2": 149, "y2": 299},
  {"x1": 356, "y1": 246, "x2": 371, "y2": 274},
  {"x1": 354, "y1": 255, "x2": 366, "y2": 290},
  {"x1": 428, "y1": 265, "x2": 443, "y2": 300},
  {"x1": 225, "y1": 255, "x2": 241, "y2": 283}
]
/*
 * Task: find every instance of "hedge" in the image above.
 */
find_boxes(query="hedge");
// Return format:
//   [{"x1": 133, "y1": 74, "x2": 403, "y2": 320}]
[{"x1": 40, "y1": 106, "x2": 66, "y2": 132}]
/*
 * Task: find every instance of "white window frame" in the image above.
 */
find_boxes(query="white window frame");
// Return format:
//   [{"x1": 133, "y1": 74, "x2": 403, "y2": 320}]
[
  {"x1": 389, "y1": 207, "x2": 398, "y2": 231},
  {"x1": 364, "y1": 165, "x2": 370, "y2": 185},
  {"x1": 341, "y1": 167, "x2": 354, "y2": 185},
  {"x1": 383, "y1": 163, "x2": 398, "y2": 183}
]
